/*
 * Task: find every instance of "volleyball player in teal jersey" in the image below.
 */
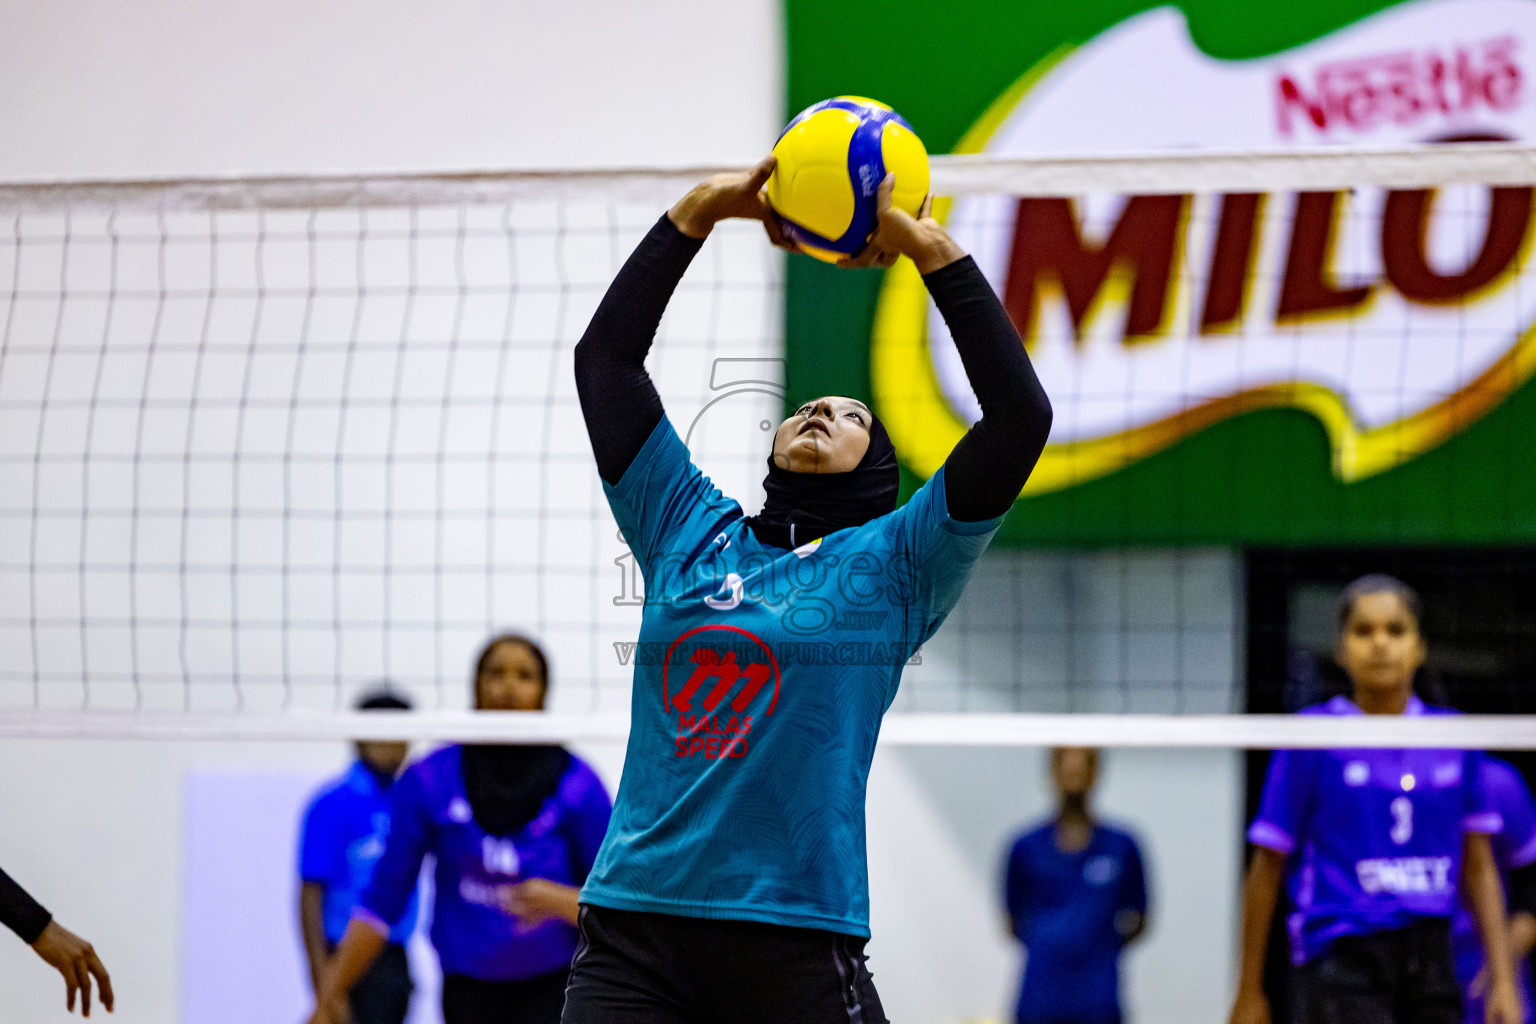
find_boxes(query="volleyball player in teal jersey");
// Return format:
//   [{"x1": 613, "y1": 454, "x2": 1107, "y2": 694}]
[{"x1": 562, "y1": 158, "x2": 1053, "y2": 1023}]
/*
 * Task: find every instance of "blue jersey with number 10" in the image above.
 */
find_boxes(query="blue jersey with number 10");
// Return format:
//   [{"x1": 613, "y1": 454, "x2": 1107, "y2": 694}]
[
  {"x1": 1249, "y1": 696, "x2": 1499, "y2": 965},
  {"x1": 580, "y1": 418, "x2": 1002, "y2": 937}
]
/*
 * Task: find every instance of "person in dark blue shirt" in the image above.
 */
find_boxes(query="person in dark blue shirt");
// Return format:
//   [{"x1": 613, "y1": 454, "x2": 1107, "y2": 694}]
[
  {"x1": 298, "y1": 689, "x2": 418, "y2": 1024},
  {"x1": 1005, "y1": 747, "x2": 1149, "y2": 1024}
]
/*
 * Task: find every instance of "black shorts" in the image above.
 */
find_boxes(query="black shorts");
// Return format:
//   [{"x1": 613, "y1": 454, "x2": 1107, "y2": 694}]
[
  {"x1": 1293, "y1": 919, "x2": 1462, "y2": 1024},
  {"x1": 442, "y1": 968, "x2": 571, "y2": 1024},
  {"x1": 331, "y1": 941, "x2": 412, "y2": 1024},
  {"x1": 561, "y1": 904, "x2": 889, "y2": 1024}
]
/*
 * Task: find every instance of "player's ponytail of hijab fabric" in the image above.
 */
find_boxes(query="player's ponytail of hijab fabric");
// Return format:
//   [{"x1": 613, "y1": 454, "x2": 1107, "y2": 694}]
[{"x1": 744, "y1": 413, "x2": 900, "y2": 550}]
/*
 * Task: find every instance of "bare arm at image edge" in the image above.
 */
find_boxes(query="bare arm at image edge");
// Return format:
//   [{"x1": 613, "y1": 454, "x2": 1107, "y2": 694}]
[
  {"x1": 1462, "y1": 832, "x2": 1523, "y2": 1024},
  {"x1": 300, "y1": 881, "x2": 331, "y2": 993},
  {"x1": 2, "y1": 866, "x2": 114, "y2": 1017},
  {"x1": 1509, "y1": 860, "x2": 1536, "y2": 961},
  {"x1": 307, "y1": 915, "x2": 387, "y2": 1024},
  {"x1": 1228, "y1": 846, "x2": 1285, "y2": 1024}
]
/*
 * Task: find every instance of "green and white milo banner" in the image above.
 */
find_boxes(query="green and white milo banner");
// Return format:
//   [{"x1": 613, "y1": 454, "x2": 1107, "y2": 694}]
[{"x1": 785, "y1": 0, "x2": 1536, "y2": 546}]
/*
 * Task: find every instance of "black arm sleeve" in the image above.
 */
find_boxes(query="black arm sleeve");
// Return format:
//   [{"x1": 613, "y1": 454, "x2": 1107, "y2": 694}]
[
  {"x1": 573, "y1": 214, "x2": 705, "y2": 485},
  {"x1": 1510, "y1": 860, "x2": 1536, "y2": 918},
  {"x1": 925, "y1": 256, "x2": 1053, "y2": 522},
  {"x1": 0, "y1": 866, "x2": 51, "y2": 944}
]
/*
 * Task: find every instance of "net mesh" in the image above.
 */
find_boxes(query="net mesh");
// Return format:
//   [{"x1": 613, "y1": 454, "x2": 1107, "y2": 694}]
[
  {"x1": 1, "y1": 149, "x2": 1534, "y2": 744},
  {"x1": 0, "y1": 190, "x2": 782, "y2": 723}
]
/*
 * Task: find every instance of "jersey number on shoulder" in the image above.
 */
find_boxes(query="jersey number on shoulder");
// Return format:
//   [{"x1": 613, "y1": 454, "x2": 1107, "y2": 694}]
[
  {"x1": 1389, "y1": 796, "x2": 1413, "y2": 845},
  {"x1": 704, "y1": 572, "x2": 744, "y2": 611},
  {"x1": 481, "y1": 836, "x2": 521, "y2": 876}
]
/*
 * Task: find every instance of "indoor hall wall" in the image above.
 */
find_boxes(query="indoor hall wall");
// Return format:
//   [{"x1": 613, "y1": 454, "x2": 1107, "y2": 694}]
[
  {"x1": 0, "y1": 4, "x2": 1246, "y2": 1022},
  {"x1": 0, "y1": 0, "x2": 782, "y2": 179},
  {"x1": 870, "y1": 550, "x2": 1244, "y2": 1024},
  {"x1": 0, "y1": 1, "x2": 779, "y2": 1021}
]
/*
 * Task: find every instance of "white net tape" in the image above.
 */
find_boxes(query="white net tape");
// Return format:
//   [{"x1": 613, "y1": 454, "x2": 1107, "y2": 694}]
[
  {"x1": 8, "y1": 141, "x2": 1536, "y2": 209},
  {"x1": 1, "y1": 709, "x2": 1532, "y2": 748}
]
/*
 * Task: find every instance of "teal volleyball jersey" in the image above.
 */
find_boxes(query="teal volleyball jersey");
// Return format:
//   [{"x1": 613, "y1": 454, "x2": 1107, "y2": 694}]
[{"x1": 580, "y1": 417, "x2": 1001, "y2": 936}]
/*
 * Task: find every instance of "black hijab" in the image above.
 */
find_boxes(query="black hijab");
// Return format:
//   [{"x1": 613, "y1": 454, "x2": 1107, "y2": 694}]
[
  {"x1": 744, "y1": 408, "x2": 900, "y2": 550},
  {"x1": 460, "y1": 635, "x2": 572, "y2": 837},
  {"x1": 461, "y1": 744, "x2": 571, "y2": 837}
]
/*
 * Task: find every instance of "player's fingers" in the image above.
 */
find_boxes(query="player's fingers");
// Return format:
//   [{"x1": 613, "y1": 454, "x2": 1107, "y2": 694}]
[
  {"x1": 877, "y1": 172, "x2": 895, "y2": 213},
  {"x1": 757, "y1": 205, "x2": 790, "y2": 250},
  {"x1": 746, "y1": 154, "x2": 776, "y2": 190},
  {"x1": 86, "y1": 950, "x2": 112, "y2": 1012},
  {"x1": 876, "y1": 251, "x2": 898, "y2": 268},
  {"x1": 838, "y1": 246, "x2": 885, "y2": 269},
  {"x1": 920, "y1": 193, "x2": 933, "y2": 220},
  {"x1": 79, "y1": 961, "x2": 93, "y2": 1017},
  {"x1": 64, "y1": 966, "x2": 79, "y2": 1013}
]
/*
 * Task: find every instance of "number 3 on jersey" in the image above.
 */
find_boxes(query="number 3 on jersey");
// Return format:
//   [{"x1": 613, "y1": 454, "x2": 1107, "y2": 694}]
[{"x1": 1389, "y1": 796, "x2": 1413, "y2": 845}]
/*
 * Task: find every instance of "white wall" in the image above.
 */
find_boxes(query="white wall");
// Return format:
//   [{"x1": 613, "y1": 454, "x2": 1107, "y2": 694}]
[
  {"x1": 868, "y1": 745, "x2": 1242, "y2": 1024},
  {"x1": 0, "y1": 0, "x2": 782, "y2": 180},
  {"x1": 0, "y1": 2, "x2": 778, "y2": 1021},
  {"x1": 0, "y1": 3, "x2": 1246, "y2": 1023},
  {"x1": 870, "y1": 550, "x2": 1244, "y2": 1023}
]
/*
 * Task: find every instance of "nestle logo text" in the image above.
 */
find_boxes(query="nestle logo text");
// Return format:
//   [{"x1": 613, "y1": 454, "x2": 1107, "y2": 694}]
[{"x1": 1276, "y1": 36, "x2": 1520, "y2": 137}]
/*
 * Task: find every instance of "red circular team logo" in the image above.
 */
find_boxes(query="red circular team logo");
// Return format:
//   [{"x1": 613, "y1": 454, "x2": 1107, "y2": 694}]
[{"x1": 662, "y1": 626, "x2": 781, "y2": 760}]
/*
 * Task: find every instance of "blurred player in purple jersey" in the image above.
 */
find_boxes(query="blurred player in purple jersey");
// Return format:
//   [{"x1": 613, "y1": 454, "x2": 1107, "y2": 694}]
[
  {"x1": 308, "y1": 635, "x2": 613, "y2": 1024},
  {"x1": 1229, "y1": 575, "x2": 1522, "y2": 1024},
  {"x1": 1452, "y1": 756, "x2": 1536, "y2": 1024}
]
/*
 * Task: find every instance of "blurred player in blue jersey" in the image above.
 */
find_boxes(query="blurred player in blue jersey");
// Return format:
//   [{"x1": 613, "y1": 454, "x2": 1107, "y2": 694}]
[
  {"x1": 1005, "y1": 747, "x2": 1149, "y2": 1024},
  {"x1": 559, "y1": 159, "x2": 1051, "y2": 1024},
  {"x1": 1452, "y1": 756, "x2": 1536, "y2": 1024},
  {"x1": 298, "y1": 689, "x2": 418, "y2": 1024},
  {"x1": 1229, "y1": 575, "x2": 1523, "y2": 1024},
  {"x1": 309, "y1": 635, "x2": 613, "y2": 1024}
]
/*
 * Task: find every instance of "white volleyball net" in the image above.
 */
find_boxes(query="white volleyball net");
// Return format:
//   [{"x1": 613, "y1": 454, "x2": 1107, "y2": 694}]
[{"x1": 1, "y1": 150, "x2": 1535, "y2": 746}]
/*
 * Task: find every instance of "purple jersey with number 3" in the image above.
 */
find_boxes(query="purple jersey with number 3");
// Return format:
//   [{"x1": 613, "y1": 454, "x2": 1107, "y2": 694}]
[
  {"x1": 1451, "y1": 756, "x2": 1536, "y2": 1024},
  {"x1": 1248, "y1": 696, "x2": 1500, "y2": 965}
]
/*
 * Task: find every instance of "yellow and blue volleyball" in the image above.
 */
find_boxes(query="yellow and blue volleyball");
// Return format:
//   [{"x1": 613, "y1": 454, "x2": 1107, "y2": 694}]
[{"x1": 766, "y1": 96, "x2": 930, "y2": 264}]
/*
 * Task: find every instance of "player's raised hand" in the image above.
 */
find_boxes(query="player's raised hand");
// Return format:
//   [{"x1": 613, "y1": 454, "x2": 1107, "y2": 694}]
[
  {"x1": 669, "y1": 156, "x2": 791, "y2": 250},
  {"x1": 30, "y1": 920, "x2": 113, "y2": 1016},
  {"x1": 837, "y1": 174, "x2": 962, "y2": 274}
]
